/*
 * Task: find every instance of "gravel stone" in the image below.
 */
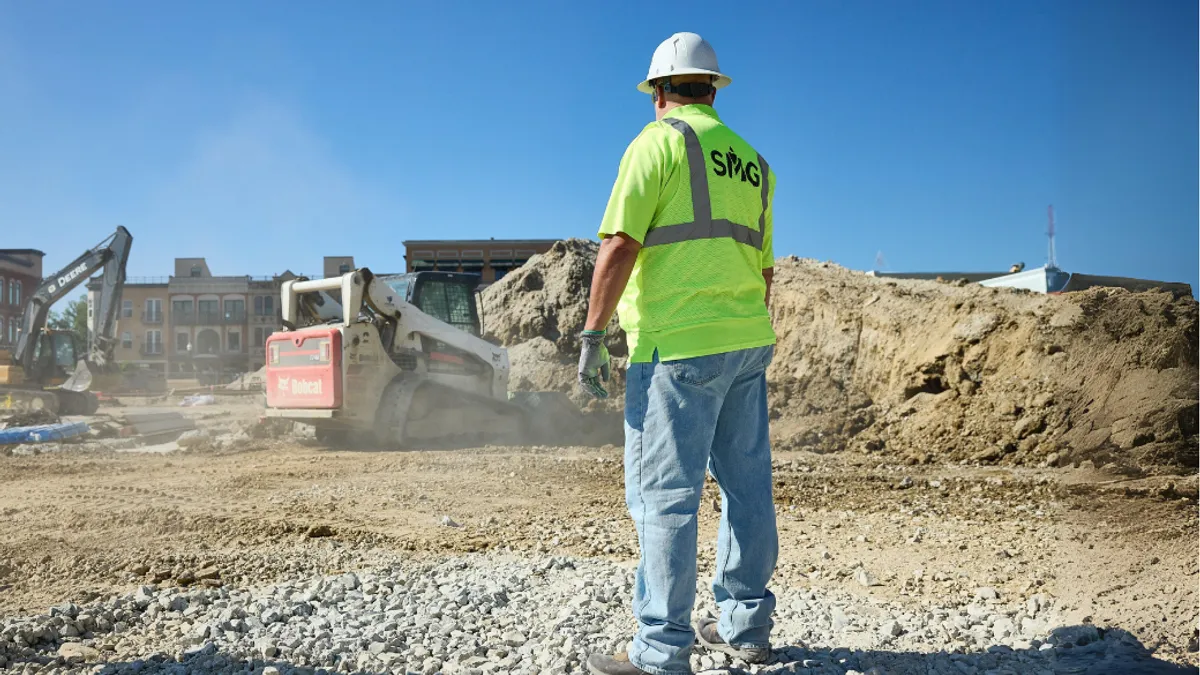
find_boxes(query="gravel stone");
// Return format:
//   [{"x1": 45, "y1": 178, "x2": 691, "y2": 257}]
[{"x1": 0, "y1": 553, "x2": 1175, "y2": 675}]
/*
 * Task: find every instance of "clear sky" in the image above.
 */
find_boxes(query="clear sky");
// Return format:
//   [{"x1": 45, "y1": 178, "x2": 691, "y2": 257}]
[{"x1": 1, "y1": 0, "x2": 1196, "y2": 292}]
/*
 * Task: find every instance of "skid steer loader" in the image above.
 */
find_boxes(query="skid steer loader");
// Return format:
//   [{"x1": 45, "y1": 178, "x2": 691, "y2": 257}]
[{"x1": 263, "y1": 267, "x2": 580, "y2": 447}]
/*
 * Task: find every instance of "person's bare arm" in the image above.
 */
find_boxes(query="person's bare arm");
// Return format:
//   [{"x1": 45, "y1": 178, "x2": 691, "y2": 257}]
[
  {"x1": 585, "y1": 233, "x2": 642, "y2": 331},
  {"x1": 763, "y1": 267, "x2": 774, "y2": 309}
]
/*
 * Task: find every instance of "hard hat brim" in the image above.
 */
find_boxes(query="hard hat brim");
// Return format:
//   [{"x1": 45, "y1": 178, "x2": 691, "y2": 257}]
[{"x1": 637, "y1": 69, "x2": 731, "y2": 94}]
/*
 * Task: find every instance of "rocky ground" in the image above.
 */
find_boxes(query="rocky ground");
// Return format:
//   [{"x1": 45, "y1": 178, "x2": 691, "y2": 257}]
[{"x1": 0, "y1": 400, "x2": 1196, "y2": 674}]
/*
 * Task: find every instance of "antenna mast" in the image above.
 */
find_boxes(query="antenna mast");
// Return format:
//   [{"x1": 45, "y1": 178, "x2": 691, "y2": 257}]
[{"x1": 1047, "y1": 205, "x2": 1058, "y2": 269}]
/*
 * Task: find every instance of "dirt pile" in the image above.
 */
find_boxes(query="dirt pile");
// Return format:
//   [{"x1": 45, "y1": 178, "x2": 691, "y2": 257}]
[
  {"x1": 766, "y1": 257, "x2": 1198, "y2": 473},
  {"x1": 482, "y1": 239, "x2": 628, "y2": 411},
  {"x1": 483, "y1": 242, "x2": 1198, "y2": 473}
]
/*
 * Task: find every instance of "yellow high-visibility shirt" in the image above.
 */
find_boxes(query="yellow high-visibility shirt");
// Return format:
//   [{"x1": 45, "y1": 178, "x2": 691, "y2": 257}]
[{"x1": 598, "y1": 104, "x2": 776, "y2": 363}]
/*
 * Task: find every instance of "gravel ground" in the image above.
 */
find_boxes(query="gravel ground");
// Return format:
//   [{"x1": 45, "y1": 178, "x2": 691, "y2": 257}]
[
  {"x1": 1, "y1": 401, "x2": 1195, "y2": 673},
  {"x1": 1, "y1": 554, "x2": 1192, "y2": 675}
]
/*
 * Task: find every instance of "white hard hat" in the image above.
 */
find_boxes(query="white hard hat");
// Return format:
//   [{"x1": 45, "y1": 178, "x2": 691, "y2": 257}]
[{"x1": 637, "y1": 32, "x2": 731, "y2": 94}]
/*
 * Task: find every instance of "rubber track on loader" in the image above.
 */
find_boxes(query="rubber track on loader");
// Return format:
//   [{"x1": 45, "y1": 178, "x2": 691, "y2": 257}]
[{"x1": 374, "y1": 376, "x2": 527, "y2": 449}]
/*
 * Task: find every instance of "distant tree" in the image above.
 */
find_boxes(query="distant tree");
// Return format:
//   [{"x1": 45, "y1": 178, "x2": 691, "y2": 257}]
[{"x1": 48, "y1": 295, "x2": 88, "y2": 348}]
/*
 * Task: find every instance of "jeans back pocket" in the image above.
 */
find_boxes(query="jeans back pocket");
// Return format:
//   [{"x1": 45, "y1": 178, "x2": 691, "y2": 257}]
[{"x1": 663, "y1": 351, "x2": 727, "y2": 386}]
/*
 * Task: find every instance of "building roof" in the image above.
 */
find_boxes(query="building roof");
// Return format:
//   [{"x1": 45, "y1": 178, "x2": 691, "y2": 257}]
[{"x1": 0, "y1": 249, "x2": 46, "y2": 269}]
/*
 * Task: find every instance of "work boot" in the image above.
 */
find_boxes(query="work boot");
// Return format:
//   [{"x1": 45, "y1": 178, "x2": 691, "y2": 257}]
[
  {"x1": 694, "y1": 617, "x2": 771, "y2": 664},
  {"x1": 585, "y1": 651, "x2": 650, "y2": 675}
]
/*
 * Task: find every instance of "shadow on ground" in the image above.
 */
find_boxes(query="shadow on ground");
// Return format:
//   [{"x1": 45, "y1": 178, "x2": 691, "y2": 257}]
[
  {"x1": 750, "y1": 624, "x2": 1197, "y2": 675},
  {"x1": 8, "y1": 625, "x2": 1196, "y2": 675}
]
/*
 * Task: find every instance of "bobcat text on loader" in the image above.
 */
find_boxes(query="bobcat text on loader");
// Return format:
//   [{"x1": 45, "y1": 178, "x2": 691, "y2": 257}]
[{"x1": 263, "y1": 267, "x2": 578, "y2": 447}]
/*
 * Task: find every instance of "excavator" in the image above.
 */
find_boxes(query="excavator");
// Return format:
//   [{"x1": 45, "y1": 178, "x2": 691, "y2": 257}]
[
  {"x1": 263, "y1": 267, "x2": 578, "y2": 447},
  {"x1": 0, "y1": 226, "x2": 133, "y2": 415}
]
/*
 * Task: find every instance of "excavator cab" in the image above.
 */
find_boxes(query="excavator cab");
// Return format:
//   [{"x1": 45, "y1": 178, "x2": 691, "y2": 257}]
[{"x1": 29, "y1": 330, "x2": 82, "y2": 387}]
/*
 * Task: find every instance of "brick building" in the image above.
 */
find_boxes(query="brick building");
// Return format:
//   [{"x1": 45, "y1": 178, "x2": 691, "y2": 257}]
[
  {"x1": 402, "y1": 239, "x2": 558, "y2": 284},
  {"x1": 0, "y1": 249, "x2": 45, "y2": 347}
]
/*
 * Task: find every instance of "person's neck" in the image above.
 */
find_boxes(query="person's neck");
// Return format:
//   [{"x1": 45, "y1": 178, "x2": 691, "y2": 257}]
[{"x1": 656, "y1": 99, "x2": 711, "y2": 121}]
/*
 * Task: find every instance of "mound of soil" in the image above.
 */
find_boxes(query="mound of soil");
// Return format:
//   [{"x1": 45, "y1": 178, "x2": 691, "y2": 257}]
[
  {"x1": 482, "y1": 240, "x2": 1199, "y2": 473},
  {"x1": 482, "y1": 240, "x2": 627, "y2": 412}
]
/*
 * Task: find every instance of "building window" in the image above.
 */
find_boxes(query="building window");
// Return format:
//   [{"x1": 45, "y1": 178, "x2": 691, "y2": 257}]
[
  {"x1": 190, "y1": 265, "x2": 202, "y2": 278},
  {"x1": 172, "y1": 299, "x2": 193, "y2": 321},
  {"x1": 176, "y1": 332, "x2": 190, "y2": 353},
  {"x1": 0, "y1": 317, "x2": 4, "y2": 343},
  {"x1": 197, "y1": 299, "x2": 219, "y2": 323},
  {"x1": 145, "y1": 330, "x2": 162, "y2": 355},
  {"x1": 338, "y1": 263, "x2": 351, "y2": 275},
  {"x1": 227, "y1": 331, "x2": 241, "y2": 352},
  {"x1": 254, "y1": 295, "x2": 275, "y2": 316},
  {"x1": 224, "y1": 299, "x2": 245, "y2": 322},
  {"x1": 253, "y1": 327, "x2": 270, "y2": 348},
  {"x1": 121, "y1": 332, "x2": 133, "y2": 349},
  {"x1": 0, "y1": 278, "x2": 5, "y2": 305},
  {"x1": 10, "y1": 280, "x2": 21, "y2": 306},
  {"x1": 145, "y1": 299, "x2": 162, "y2": 323},
  {"x1": 121, "y1": 300, "x2": 133, "y2": 318},
  {"x1": 410, "y1": 249, "x2": 436, "y2": 272}
]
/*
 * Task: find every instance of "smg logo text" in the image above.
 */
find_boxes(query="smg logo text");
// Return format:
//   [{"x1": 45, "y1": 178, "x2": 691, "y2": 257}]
[{"x1": 710, "y1": 148, "x2": 762, "y2": 188}]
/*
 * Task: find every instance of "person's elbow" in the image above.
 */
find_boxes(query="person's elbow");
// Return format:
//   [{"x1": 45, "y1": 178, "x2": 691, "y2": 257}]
[{"x1": 600, "y1": 233, "x2": 643, "y2": 263}]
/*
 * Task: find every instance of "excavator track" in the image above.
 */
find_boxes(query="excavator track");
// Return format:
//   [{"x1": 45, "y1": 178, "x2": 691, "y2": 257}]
[
  {"x1": 56, "y1": 390, "x2": 99, "y2": 416},
  {"x1": 373, "y1": 375, "x2": 528, "y2": 449},
  {"x1": 0, "y1": 388, "x2": 61, "y2": 416}
]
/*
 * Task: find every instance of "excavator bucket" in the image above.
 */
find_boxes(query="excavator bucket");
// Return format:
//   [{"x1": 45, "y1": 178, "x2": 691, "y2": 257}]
[{"x1": 61, "y1": 360, "x2": 93, "y2": 393}]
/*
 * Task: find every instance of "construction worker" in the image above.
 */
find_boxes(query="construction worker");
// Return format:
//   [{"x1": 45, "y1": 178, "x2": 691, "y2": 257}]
[{"x1": 579, "y1": 32, "x2": 778, "y2": 675}]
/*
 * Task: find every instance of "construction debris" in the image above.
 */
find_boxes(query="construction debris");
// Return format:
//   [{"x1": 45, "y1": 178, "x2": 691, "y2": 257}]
[
  {"x1": 120, "y1": 411, "x2": 197, "y2": 443},
  {"x1": 0, "y1": 421, "x2": 90, "y2": 445},
  {"x1": 0, "y1": 408, "x2": 60, "y2": 429}
]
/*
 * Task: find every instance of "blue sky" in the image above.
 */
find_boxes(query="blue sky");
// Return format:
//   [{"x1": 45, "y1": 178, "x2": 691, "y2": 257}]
[{"x1": 1, "y1": 0, "x2": 1196, "y2": 292}]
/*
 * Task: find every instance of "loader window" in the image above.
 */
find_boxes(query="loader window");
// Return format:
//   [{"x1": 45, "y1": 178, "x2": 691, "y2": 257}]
[
  {"x1": 413, "y1": 280, "x2": 479, "y2": 336},
  {"x1": 384, "y1": 278, "x2": 411, "y2": 303}
]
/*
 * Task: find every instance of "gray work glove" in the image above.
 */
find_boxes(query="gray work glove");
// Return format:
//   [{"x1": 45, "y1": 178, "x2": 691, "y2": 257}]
[{"x1": 578, "y1": 330, "x2": 611, "y2": 399}]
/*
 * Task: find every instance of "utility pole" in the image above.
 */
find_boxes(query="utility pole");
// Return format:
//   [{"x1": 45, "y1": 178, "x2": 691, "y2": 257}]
[{"x1": 1047, "y1": 205, "x2": 1058, "y2": 269}]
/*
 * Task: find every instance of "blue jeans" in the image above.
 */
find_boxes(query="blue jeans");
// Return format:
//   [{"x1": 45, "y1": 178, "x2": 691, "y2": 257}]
[{"x1": 623, "y1": 345, "x2": 778, "y2": 675}]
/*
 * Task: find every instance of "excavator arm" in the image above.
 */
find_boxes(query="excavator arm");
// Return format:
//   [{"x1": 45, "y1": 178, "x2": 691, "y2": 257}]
[{"x1": 13, "y1": 226, "x2": 133, "y2": 375}]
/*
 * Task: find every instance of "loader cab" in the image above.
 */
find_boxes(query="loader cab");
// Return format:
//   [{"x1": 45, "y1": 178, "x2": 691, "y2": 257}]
[{"x1": 381, "y1": 272, "x2": 483, "y2": 336}]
